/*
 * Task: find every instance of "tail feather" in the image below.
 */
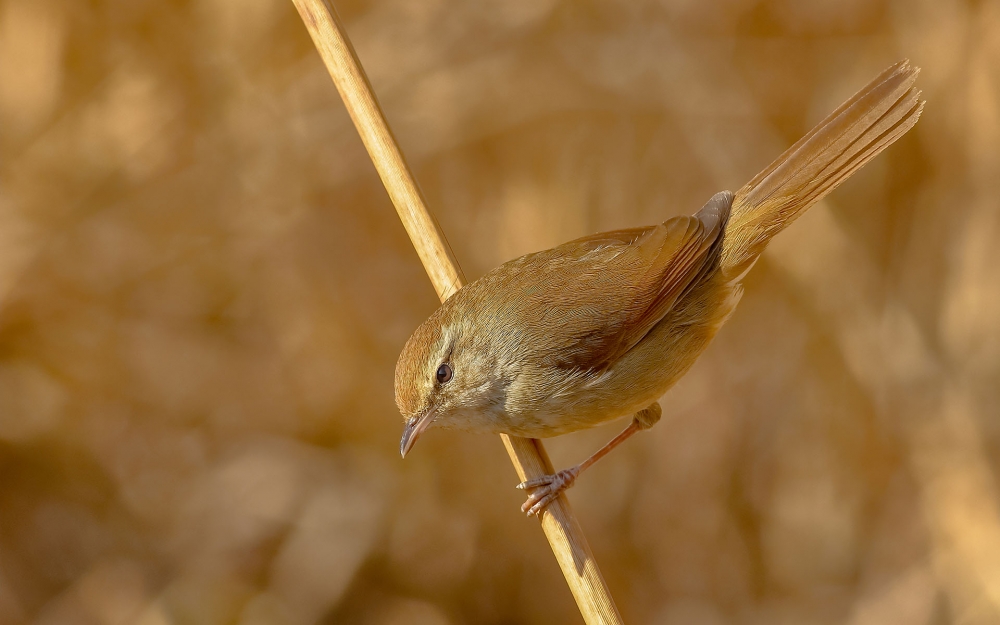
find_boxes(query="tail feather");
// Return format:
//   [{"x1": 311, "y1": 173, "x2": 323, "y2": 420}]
[{"x1": 721, "y1": 60, "x2": 924, "y2": 278}]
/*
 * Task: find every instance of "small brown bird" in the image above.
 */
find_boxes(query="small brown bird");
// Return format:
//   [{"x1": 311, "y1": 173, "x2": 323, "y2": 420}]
[{"x1": 395, "y1": 61, "x2": 923, "y2": 516}]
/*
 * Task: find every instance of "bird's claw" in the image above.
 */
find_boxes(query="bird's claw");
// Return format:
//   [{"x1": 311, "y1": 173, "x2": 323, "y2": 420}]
[{"x1": 516, "y1": 467, "x2": 579, "y2": 517}]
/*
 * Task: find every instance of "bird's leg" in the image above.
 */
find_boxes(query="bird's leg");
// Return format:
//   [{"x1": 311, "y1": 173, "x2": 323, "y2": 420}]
[{"x1": 516, "y1": 403, "x2": 661, "y2": 517}]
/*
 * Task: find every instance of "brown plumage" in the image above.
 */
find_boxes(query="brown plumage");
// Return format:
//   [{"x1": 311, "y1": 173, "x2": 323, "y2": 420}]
[{"x1": 395, "y1": 61, "x2": 924, "y2": 515}]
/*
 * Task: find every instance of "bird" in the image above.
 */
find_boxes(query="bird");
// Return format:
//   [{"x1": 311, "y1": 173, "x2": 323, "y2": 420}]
[{"x1": 394, "y1": 60, "x2": 923, "y2": 517}]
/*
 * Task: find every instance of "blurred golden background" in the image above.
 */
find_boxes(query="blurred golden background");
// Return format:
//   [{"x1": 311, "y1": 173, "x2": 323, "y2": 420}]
[{"x1": 0, "y1": 0, "x2": 997, "y2": 623}]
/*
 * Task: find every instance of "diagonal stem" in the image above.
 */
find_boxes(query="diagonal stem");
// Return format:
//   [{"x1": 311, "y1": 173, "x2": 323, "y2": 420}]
[{"x1": 289, "y1": 1, "x2": 624, "y2": 623}]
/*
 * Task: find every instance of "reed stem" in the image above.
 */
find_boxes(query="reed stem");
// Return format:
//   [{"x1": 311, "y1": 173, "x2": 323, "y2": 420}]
[{"x1": 289, "y1": 1, "x2": 624, "y2": 622}]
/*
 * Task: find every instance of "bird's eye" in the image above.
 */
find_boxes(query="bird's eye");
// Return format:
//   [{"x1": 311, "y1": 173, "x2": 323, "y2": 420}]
[{"x1": 436, "y1": 363, "x2": 453, "y2": 384}]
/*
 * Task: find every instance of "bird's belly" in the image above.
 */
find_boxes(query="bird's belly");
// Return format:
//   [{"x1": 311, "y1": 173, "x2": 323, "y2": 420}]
[{"x1": 499, "y1": 279, "x2": 740, "y2": 438}]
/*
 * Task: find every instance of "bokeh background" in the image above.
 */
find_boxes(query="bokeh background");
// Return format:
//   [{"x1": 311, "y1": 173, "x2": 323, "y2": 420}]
[{"x1": 0, "y1": 0, "x2": 998, "y2": 623}]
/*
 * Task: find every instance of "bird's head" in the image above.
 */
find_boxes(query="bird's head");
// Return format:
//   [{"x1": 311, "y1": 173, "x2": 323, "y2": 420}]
[{"x1": 394, "y1": 303, "x2": 507, "y2": 457}]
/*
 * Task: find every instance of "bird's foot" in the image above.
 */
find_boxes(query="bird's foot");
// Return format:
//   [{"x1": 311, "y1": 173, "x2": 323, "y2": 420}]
[{"x1": 516, "y1": 467, "x2": 580, "y2": 517}]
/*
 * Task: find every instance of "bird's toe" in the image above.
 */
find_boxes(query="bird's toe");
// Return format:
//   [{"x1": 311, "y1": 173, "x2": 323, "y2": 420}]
[
  {"x1": 516, "y1": 475, "x2": 555, "y2": 490},
  {"x1": 516, "y1": 467, "x2": 579, "y2": 516}
]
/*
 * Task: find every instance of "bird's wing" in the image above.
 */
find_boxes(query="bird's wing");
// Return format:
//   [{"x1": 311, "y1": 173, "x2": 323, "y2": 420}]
[{"x1": 508, "y1": 192, "x2": 730, "y2": 371}]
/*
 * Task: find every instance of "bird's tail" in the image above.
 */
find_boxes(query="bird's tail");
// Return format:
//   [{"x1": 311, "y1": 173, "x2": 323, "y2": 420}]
[{"x1": 720, "y1": 60, "x2": 924, "y2": 279}]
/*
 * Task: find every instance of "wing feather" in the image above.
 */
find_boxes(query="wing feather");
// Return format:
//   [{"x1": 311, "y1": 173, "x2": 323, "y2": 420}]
[{"x1": 498, "y1": 192, "x2": 731, "y2": 371}]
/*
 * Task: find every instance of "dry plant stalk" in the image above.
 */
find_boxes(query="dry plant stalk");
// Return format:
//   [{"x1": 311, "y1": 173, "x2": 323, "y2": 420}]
[{"x1": 289, "y1": 0, "x2": 624, "y2": 622}]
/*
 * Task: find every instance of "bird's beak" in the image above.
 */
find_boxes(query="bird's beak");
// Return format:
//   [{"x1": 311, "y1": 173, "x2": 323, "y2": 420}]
[{"x1": 400, "y1": 408, "x2": 436, "y2": 458}]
